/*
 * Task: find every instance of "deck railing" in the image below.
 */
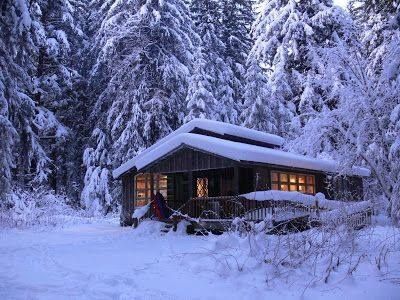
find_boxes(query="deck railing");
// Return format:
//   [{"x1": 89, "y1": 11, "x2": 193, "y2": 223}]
[
  {"x1": 173, "y1": 195, "x2": 372, "y2": 229},
  {"x1": 176, "y1": 196, "x2": 324, "y2": 222},
  {"x1": 131, "y1": 194, "x2": 372, "y2": 232}
]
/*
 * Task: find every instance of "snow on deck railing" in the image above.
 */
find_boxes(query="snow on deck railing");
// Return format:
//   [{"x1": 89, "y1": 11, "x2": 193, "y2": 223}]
[
  {"x1": 319, "y1": 201, "x2": 372, "y2": 223},
  {"x1": 241, "y1": 191, "x2": 344, "y2": 209},
  {"x1": 131, "y1": 191, "x2": 372, "y2": 229},
  {"x1": 241, "y1": 190, "x2": 372, "y2": 226},
  {"x1": 132, "y1": 203, "x2": 151, "y2": 219}
]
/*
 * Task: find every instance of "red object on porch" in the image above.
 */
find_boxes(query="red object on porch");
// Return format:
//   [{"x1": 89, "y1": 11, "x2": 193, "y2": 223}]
[{"x1": 152, "y1": 192, "x2": 170, "y2": 220}]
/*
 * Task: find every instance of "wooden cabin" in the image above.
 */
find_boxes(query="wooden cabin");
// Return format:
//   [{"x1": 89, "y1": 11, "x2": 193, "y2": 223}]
[{"x1": 113, "y1": 119, "x2": 370, "y2": 226}]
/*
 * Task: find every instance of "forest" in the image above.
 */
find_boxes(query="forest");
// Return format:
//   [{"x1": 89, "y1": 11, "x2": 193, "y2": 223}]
[{"x1": 0, "y1": 0, "x2": 399, "y2": 225}]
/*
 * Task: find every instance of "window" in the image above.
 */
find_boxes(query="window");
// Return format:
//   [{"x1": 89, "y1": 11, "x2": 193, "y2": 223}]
[
  {"x1": 156, "y1": 174, "x2": 168, "y2": 199},
  {"x1": 271, "y1": 171, "x2": 315, "y2": 195},
  {"x1": 135, "y1": 173, "x2": 150, "y2": 207},
  {"x1": 196, "y1": 177, "x2": 208, "y2": 197},
  {"x1": 134, "y1": 173, "x2": 168, "y2": 207}
]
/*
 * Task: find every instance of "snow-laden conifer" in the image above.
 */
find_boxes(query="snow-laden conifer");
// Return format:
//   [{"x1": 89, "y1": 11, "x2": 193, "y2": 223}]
[
  {"x1": 0, "y1": 0, "x2": 82, "y2": 198},
  {"x1": 241, "y1": 57, "x2": 278, "y2": 134},
  {"x1": 185, "y1": 49, "x2": 218, "y2": 121},
  {"x1": 251, "y1": 0, "x2": 356, "y2": 135},
  {"x1": 221, "y1": 0, "x2": 254, "y2": 105},
  {"x1": 288, "y1": 42, "x2": 400, "y2": 225},
  {"x1": 190, "y1": 0, "x2": 238, "y2": 123},
  {"x1": 82, "y1": 0, "x2": 198, "y2": 214}
]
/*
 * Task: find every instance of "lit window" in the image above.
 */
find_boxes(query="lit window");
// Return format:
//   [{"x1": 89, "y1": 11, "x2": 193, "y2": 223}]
[
  {"x1": 307, "y1": 185, "x2": 314, "y2": 194},
  {"x1": 290, "y1": 174, "x2": 297, "y2": 183},
  {"x1": 272, "y1": 172, "x2": 278, "y2": 182},
  {"x1": 280, "y1": 173, "x2": 288, "y2": 182},
  {"x1": 280, "y1": 184, "x2": 288, "y2": 191},
  {"x1": 134, "y1": 173, "x2": 168, "y2": 207},
  {"x1": 196, "y1": 178, "x2": 208, "y2": 197},
  {"x1": 271, "y1": 171, "x2": 316, "y2": 195}
]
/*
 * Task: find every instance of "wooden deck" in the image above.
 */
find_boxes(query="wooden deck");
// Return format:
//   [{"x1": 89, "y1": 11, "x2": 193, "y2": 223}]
[
  {"x1": 132, "y1": 195, "x2": 372, "y2": 234},
  {"x1": 171, "y1": 195, "x2": 372, "y2": 233}
]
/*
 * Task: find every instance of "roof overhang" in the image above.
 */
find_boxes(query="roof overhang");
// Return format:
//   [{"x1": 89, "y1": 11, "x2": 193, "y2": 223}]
[
  {"x1": 113, "y1": 118, "x2": 285, "y2": 179},
  {"x1": 113, "y1": 132, "x2": 370, "y2": 179}
]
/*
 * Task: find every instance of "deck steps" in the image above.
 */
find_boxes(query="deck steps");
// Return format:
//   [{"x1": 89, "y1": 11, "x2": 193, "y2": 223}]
[
  {"x1": 194, "y1": 229, "x2": 209, "y2": 236},
  {"x1": 160, "y1": 223, "x2": 174, "y2": 233}
]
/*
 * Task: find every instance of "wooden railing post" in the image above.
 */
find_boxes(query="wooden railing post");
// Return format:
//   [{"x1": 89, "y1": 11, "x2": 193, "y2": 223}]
[{"x1": 315, "y1": 198, "x2": 320, "y2": 218}]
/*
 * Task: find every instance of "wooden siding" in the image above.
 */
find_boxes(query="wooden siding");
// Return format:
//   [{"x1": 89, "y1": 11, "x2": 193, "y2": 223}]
[
  {"x1": 241, "y1": 165, "x2": 364, "y2": 200},
  {"x1": 193, "y1": 168, "x2": 236, "y2": 197},
  {"x1": 168, "y1": 172, "x2": 190, "y2": 210},
  {"x1": 120, "y1": 172, "x2": 135, "y2": 226},
  {"x1": 239, "y1": 167, "x2": 254, "y2": 194},
  {"x1": 143, "y1": 146, "x2": 237, "y2": 174},
  {"x1": 239, "y1": 165, "x2": 329, "y2": 197},
  {"x1": 119, "y1": 146, "x2": 365, "y2": 226}
]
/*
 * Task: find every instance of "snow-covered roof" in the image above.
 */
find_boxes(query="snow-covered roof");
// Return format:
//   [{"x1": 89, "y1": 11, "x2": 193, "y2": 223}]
[
  {"x1": 113, "y1": 119, "x2": 284, "y2": 178},
  {"x1": 175, "y1": 118, "x2": 285, "y2": 146},
  {"x1": 113, "y1": 132, "x2": 370, "y2": 178}
]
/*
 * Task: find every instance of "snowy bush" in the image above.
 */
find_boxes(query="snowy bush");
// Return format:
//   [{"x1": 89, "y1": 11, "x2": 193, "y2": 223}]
[
  {"x1": 204, "y1": 219, "x2": 400, "y2": 289},
  {"x1": 0, "y1": 188, "x2": 86, "y2": 228}
]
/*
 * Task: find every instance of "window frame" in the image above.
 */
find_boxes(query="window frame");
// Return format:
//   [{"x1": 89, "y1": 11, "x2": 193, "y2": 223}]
[
  {"x1": 196, "y1": 177, "x2": 209, "y2": 197},
  {"x1": 270, "y1": 171, "x2": 315, "y2": 195},
  {"x1": 134, "y1": 173, "x2": 168, "y2": 207}
]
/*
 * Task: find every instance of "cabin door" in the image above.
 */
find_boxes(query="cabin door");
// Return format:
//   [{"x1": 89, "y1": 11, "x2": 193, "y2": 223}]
[{"x1": 173, "y1": 173, "x2": 190, "y2": 209}]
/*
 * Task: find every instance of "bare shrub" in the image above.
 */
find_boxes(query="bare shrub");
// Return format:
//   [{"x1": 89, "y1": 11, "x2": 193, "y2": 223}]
[
  {"x1": 207, "y1": 217, "x2": 399, "y2": 292},
  {"x1": 0, "y1": 187, "x2": 87, "y2": 228}
]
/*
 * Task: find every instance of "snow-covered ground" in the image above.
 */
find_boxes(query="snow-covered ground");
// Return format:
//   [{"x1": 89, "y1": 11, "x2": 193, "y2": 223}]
[{"x1": 1, "y1": 219, "x2": 399, "y2": 300}]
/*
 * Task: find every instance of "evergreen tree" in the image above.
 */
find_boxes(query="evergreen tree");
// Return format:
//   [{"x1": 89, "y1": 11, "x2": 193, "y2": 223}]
[
  {"x1": 34, "y1": 0, "x2": 88, "y2": 200},
  {"x1": 0, "y1": 48, "x2": 18, "y2": 200},
  {"x1": 82, "y1": 0, "x2": 198, "y2": 215},
  {"x1": 348, "y1": 0, "x2": 400, "y2": 223},
  {"x1": 185, "y1": 49, "x2": 218, "y2": 121},
  {"x1": 350, "y1": 0, "x2": 400, "y2": 81},
  {"x1": 221, "y1": 0, "x2": 254, "y2": 105},
  {"x1": 287, "y1": 41, "x2": 400, "y2": 224},
  {"x1": 241, "y1": 57, "x2": 278, "y2": 133},
  {"x1": 251, "y1": 0, "x2": 355, "y2": 135},
  {"x1": 189, "y1": 0, "x2": 238, "y2": 123},
  {"x1": 0, "y1": 0, "x2": 64, "y2": 194},
  {"x1": 81, "y1": 128, "x2": 112, "y2": 215}
]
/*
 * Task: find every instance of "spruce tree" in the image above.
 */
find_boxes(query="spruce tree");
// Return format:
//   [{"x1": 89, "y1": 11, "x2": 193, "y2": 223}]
[
  {"x1": 0, "y1": 0, "x2": 67, "y2": 194},
  {"x1": 350, "y1": 0, "x2": 400, "y2": 81},
  {"x1": 34, "y1": 0, "x2": 88, "y2": 200},
  {"x1": 0, "y1": 49, "x2": 18, "y2": 200},
  {"x1": 241, "y1": 57, "x2": 278, "y2": 133},
  {"x1": 82, "y1": 0, "x2": 198, "y2": 215},
  {"x1": 251, "y1": 0, "x2": 355, "y2": 135},
  {"x1": 189, "y1": 0, "x2": 238, "y2": 123},
  {"x1": 185, "y1": 49, "x2": 218, "y2": 121},
  {"x1": 221, "y1": 0, "x2": 254, "y2": 105}
]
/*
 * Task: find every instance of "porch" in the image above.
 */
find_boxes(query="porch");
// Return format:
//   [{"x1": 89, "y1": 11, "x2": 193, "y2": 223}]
[
  {"x1": 131, "y1": 190, "x2": 372, "y2": 234},
  {"x1": 132, "y1": 167, "x2": 241, "y2": 214}
]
